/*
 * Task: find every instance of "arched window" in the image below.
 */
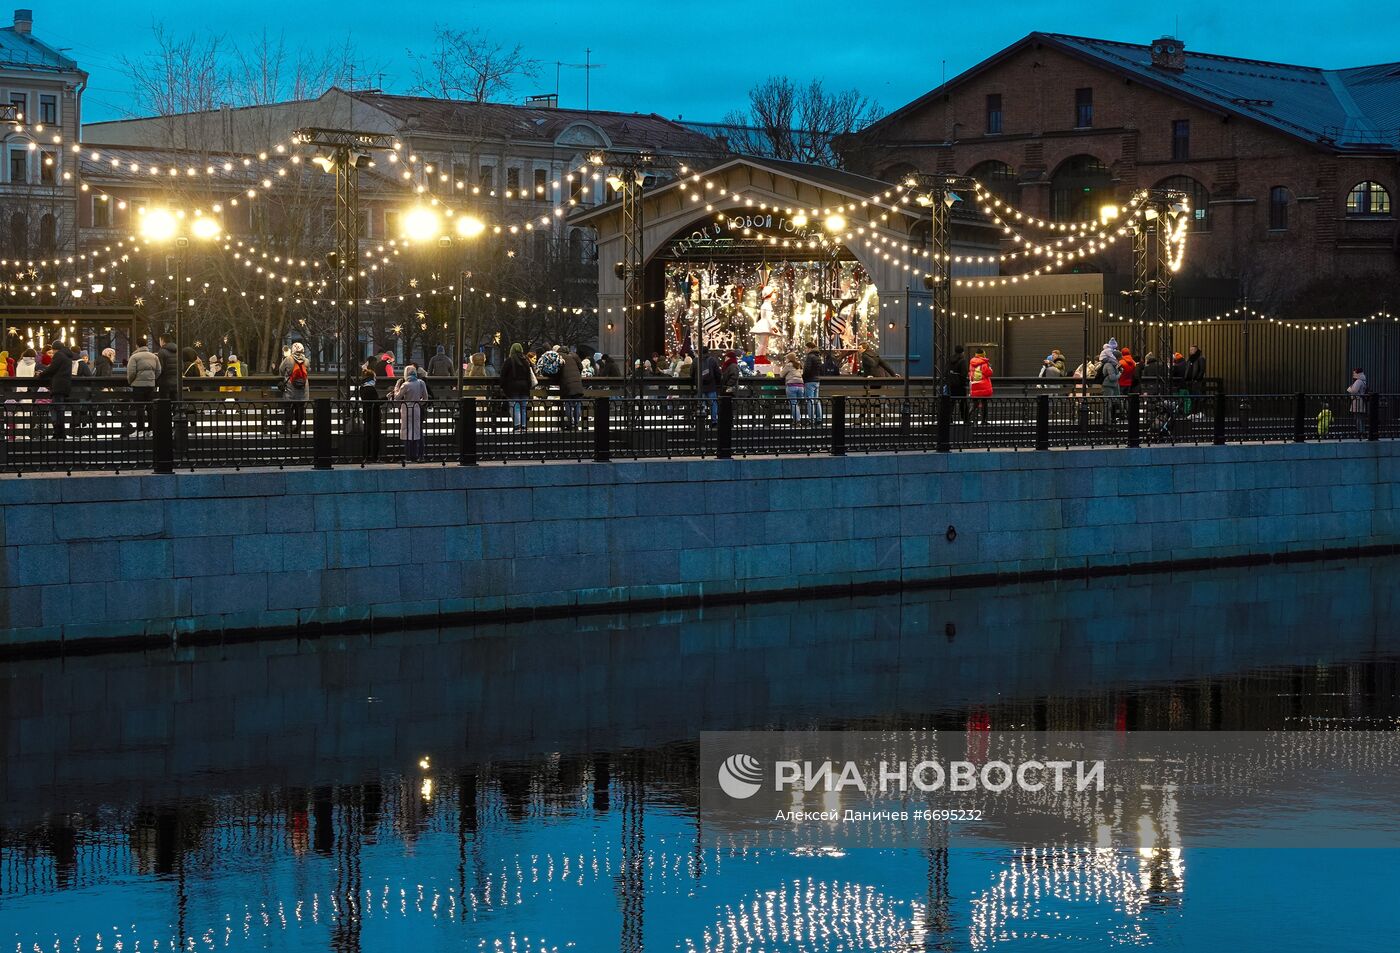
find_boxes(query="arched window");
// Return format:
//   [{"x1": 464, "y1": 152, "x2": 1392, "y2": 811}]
[
  {"x1": 38, "y1": 213, "x2": 55, "y2": 255},
  {"x1": 9, "y1": 212, "x2": 26, "y2": 255},
  {"x1": 568, "y1": 228, "x2": 583, "y2": 263},
  {"x1": 1155, "y1": 175, "x2": 1211, "y2": 231},
  {"x1": 967, "y1": 160, "x2": 1020, "y2": 206},
  {"x1": 1346, "y1": 181, "x2": 1391, "y2": 217},
  {"x1": 532, "y1": 229, "x2": 550, "y2": 262},
  {"x1": 1050, "y1": 155, "x2": 1113, "y2": 222},
  {"x1": 1269, "y1": 186, "x2": 1290, "y2": 231}
]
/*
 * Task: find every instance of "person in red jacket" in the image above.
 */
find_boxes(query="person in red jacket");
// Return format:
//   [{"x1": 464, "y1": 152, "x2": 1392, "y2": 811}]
[
  {"x1": 1119, "y1": 347, "x2": 1138, "y2": 393},
  {"x1": 968, "y1": 348, "x2": 993, "y2": 423}
]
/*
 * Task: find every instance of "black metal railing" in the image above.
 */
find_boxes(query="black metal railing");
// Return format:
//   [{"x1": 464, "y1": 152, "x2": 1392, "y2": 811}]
[{"x1": 0, "y1": 393, "x2": 1392, "y2": 475}]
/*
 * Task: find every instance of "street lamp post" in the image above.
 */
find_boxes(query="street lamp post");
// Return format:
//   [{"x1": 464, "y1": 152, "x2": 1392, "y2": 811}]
[
  {"x1": 139, "y1": 209, "x2": 222, "y2": 401},
  {"x1": 400, "y1": 206, "x2": 485, "y2": 394}
]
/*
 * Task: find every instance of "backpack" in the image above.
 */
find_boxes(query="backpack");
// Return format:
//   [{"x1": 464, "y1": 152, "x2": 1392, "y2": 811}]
[
  {"x1": 288, "y1": 361, "x2": 308, "y2": 390},
  {"x1": 536, "y1": 350, "x2": 562, "y2": 377},
  {"x1": 1092, "y1": 361, "x2": 1106, "y2": 383},
  {"x1": 970, "y1": 364, "x2": 984, "y2": 384}
]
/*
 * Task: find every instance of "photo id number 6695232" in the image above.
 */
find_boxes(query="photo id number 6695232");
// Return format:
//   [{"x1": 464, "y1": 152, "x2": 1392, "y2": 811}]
[{"x1": 918, "y1": 809, "x2": 983, "y2": 821}]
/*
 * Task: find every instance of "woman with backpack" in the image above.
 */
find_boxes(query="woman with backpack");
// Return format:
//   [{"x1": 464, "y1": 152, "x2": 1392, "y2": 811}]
[
  {"x1": 968, "y1": 348, "x2": 993, "y2": 424},
  {"x1": 282, "y1": 342, "x2": 311, "y2": 435}
]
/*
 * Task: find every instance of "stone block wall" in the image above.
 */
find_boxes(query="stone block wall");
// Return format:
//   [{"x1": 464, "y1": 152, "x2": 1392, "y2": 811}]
[{"x1": 1, "y1": 441, "x2": 1396, "y2": 648}]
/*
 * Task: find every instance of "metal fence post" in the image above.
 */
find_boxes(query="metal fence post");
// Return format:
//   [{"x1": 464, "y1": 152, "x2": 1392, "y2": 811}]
[
  {"x1": 153, "y1": 398, "x2": 174, "y2": 474},
  {"x1": 458, "y1": 397, "x2": 477, "y2": 465},
  {"x1": 1293, "y1": 392, "x2": 1306, "y2": 443},
  {"x1": 1126, "y1": 393, "x2": 1140, "y2": 448},
  {"x1": 830, "y1": 394, "x2": 846, "y2": 456},
  {"x1": 312, "y1": 398, "x2": 332, "y2": 470},
  {"x1": 1035, "y1": 394, "x2": 1050, "y2": 451},
  {"x1": 1213, "y1": 394, "x2": 1227, "y2": 445},
  {"x1": 936, "y1": 393, "x2": 951, "y2": 452},
  {"x1": 1368, "y1": 392, "x2": 1380, "y2": 442},
  {"x1": 593, "y1": 396, "x2": 610, "y2": 462},
  {"x1": 716, "y1": 396, "x2": 733, "y2": 460}
]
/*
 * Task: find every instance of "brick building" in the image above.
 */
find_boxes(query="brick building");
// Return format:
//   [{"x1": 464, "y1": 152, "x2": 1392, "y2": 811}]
[{"x1": 850, "y1": 33, "x2": 1400, "y2": 313}]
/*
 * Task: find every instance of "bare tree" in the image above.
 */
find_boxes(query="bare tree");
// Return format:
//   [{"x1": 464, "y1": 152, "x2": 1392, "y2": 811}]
[
  {"x1": 120, "y1": 24, "x2": 229, "y2": 124},
  {"x1": 409, "y1": 26, "x2": 539, "y2": 104},
  {"x1": 719, "y1": 77, "x2": 883, "y2": 168}
]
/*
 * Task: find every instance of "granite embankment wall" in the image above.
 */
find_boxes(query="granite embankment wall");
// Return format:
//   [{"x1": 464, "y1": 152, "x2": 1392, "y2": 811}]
[{"x1": 1, "y1": 440, "x2": 1397, "y2": 648}]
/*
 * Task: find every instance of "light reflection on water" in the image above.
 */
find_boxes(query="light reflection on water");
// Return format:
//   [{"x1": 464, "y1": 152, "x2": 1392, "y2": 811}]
[{"x1": 2, "y1": 558, "x2": 1399, "y2": 951}]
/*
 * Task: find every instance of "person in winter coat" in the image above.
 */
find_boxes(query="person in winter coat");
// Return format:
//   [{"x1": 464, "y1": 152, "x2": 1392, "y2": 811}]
[
  {"x1": 156, "y1": 337, "x2": 179, "y2": 401},
  {"x1": 947, "y1": 344, "x2": 970, "y2": 423},
  {"x1": 720, "y1": 349, "x2": 742, "y2": 397},
  {"x1": 356, "y1": 361, "x2": 381, "y2": 462},
  {"x1": 556, "y1": 346, "x2": 585, "y2": 431},
  {"x1": 394, "y1": 366, "x2": 429, "y2": 461},
  {"x1": 33, "y1": 342, "x2": 76, "y2": 437},
  {"x1": 781, "y1": 353, "x2": 807, "y2": 424},
  {"x1": 465, "y1": 350, "x2": 492, "y2": 379},
  {"x1": 859, "y1": 343, "x2": 897, "y2": 378},
  {"x1": 1118, "y1": 347, "x2": 1137, "y2": 393},
  {"x1": 220, "y1": 354, "x2": 243, "y2": 394},
  {"x1": 1138, "y1": 352, "x2": 1169, "y2": 396},
  {"x1": 597, "y1": 353, "x2": 620, "y2": 377},
  {"x1": 1098, "y1": 340, "x2": 1123, "y2": 424},
  {"x1": 499, "y1": 342, "x2": 535, "y2": 431},
  {"x1": 427, "y1": 344, "x2": 454, "y2": 379},
  {"x1": 1184, "y1": 346, "x2": 1206, "y2": 398},
  {"x1": 694, "y1": 347, "x2": 720, "y2": 423},
  {"x1": 282, "y1": 342, "x2": 311, "y2": 434},
  {"x1": 0, "y1": 350, "x2": 10, "y2": 377},
  {"x1": 182, "y1": 347, "x2": 206, "y2": 379},
  {"x1": 125, "y1": 342, "x2": 161, "y2": 432},
  {"x1": 1039, "y1": 350, "x2": 1066, "y2": 381},
  {"x1": 801, "y1": 341, "x2": 824, "y2": 424},
  {"x1": 1348, "y1": 368, "x2": 1369, "y2": 435},
  {"x1": 968, "y1": 348, "x2": 993, "y2": 423},
  {"x1": 94, "y1": 348, "x2": 115, "y2": 378}
]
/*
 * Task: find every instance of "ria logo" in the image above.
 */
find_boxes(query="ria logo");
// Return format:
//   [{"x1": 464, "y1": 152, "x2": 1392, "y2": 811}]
[{"x1": 717, "y1": 753, "x2": 764, "y2": 799}]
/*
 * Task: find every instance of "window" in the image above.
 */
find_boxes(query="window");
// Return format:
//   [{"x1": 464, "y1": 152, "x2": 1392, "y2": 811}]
[
  {"x1": 1050, "y1": 155, "x2": 1112, "y2": 221},
  {"x1": 92, "y1": 195, "x2": 111, "y2": 228},
  {"x1": 450, "y1": 162, "x2": 467, "y2": 190},
  {"x1": 985, "y1": 94, "x2": 1002, "y2": 134},
  {"x1": 8, "y1": 212, "x2": 25, "y2": 255},
  {"x1": 39, "y1": 150, "x2": 55, "y2": 185},
  {"x1": 967, "y1": 160, "x2": 1020, "y2": 206},
  {"x1": 8, "y1": 147, "x2": 26, "y2": 184},
  {"x1": 9, "y1": 92, "x2": 25, "y2": 120},
  {"x1": 1171, "y1": 119, "x2": 1190, "y2": 160},
  {"x1": 506, "y1": 167, "x2": 521, "y2": 196},
  {"x1": 38, "y1": 94, "x2": 55, "y2": 124},
  {"x1": 384, "y1": 209, "x2": 401, "y2": 238},
  {"x1": 356, "y1": 209, "x2": 369, "y2": 240},
  {"x1": 1269, "y1": 186, "x2": 1289, "y2": 230},
  {"x1": 478, "y1": 165, "x2": 494, "y2": 190},
  {"x1": 1075, "y1": 88, "x2": 1093, "y2": 128},
  {"x1": 1156, "y1": 175, "x2": 1211, "y2": 231},
  {"x1": 1346, "y1": 180, "x2": 1391, "y2": 216},
  {"x1": 569, "y1": 228, "x2": 583, "y2": 263},
  {"x1": 534, "y1": 168, "x2": 547, "y2": 200},
  {"x1": 37, "y1": 214, "x2": 54, "y2": 255}
]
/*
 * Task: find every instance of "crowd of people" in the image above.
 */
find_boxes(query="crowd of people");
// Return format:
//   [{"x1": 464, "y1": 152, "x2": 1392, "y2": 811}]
[{"x1": 0, "y1": 331, "x2": 1377, "y2": 454}]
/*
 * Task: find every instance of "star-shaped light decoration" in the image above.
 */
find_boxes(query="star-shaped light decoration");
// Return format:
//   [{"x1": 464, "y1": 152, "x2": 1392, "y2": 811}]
[
  {"x1": 134, "y1": 296, "x2": 144, "y2": 306},
  {"x1": 408, "y1": 278, "x2": 419, "y2": 288}
]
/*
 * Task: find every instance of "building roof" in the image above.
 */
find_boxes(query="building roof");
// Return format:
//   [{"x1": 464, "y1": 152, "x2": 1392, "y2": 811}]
[
  {"x1": 342, "y1": 90, "x2": 721, "y2": 156},
  {"x1": 871, "y1": 32, "x2": 1400, "y2": 152},
  {"x1": 0, "y1": 22, "x2": 80, "y2": 73}
]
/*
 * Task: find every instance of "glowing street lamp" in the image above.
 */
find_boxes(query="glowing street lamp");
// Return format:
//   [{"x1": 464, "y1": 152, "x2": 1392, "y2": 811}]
[
  {"x1": 138, "y1": 208, "x2": 223, "y2": 399},
  {"x1": 401, "y1": 206, "x2": 444, "y2": 243}
]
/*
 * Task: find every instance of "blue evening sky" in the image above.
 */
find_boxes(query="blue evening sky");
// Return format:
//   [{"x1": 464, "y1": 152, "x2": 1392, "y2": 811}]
[{"x1": 38, "y1": 0, "x2": 1397, "y2": 124}]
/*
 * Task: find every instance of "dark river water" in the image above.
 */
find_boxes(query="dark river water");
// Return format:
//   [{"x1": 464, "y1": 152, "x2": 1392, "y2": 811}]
[{"x1": 3, "y1": 558, "x2": 1399, "y2": 952}]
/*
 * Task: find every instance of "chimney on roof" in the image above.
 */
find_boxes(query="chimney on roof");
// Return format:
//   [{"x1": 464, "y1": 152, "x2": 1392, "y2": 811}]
[
  {"x1": 13, "y1": 9, "x2": 31, "y2": 33},
  {"x1": 1150, "y1": 36, "x2": 1186, "y2": 71}
]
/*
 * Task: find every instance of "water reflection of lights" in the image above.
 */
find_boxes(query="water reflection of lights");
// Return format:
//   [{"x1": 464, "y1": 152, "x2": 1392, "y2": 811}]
[
  {"x1": 968, "y1": 846, "x2": 1185, "y2": 950},
  {"x1": 684, "y1": 878, "x2": 925, "y2": 953}
]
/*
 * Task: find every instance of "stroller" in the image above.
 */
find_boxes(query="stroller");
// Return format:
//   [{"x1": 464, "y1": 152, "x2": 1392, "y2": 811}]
[{"x1": 1147, "y1": 395, "x2": 1186, "y2": 443}]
